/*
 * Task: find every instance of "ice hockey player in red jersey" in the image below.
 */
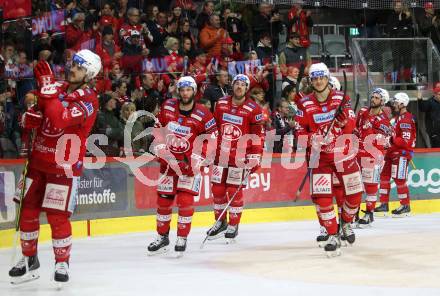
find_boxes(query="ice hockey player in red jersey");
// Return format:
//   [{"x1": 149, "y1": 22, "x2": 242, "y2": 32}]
[
  {"x1": 9, "y1": 49, "x2": 102, "y2": 284},
  {"x1": 147, "y1": 76, "x2": 217, "y2": 256},
  {"x1": 206, "y1": 74, "x2": 265, "y2": 242},
  {"x1": 375, "y1": 92, "x2": 416, "y2": 217},
  {"x1": 295, "y1": 63, "x2": 363, "y2": 257},
  {"x1": 355, "y1": 88, "x2": 392, "y2": 227}
]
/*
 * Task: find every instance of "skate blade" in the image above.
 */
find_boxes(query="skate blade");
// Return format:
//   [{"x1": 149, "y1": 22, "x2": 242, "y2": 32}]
[
  {"x1": 54, "y1": 280, "x2": 68, "y2": 290},
  {"x1": 356, "y1": 223, "x2": 372, "y2": 229},
  {"x1": 147, "y1": 246, "x2": 169, "y2": 256},
  {"x1": 373, "y1": 212, "x2": 389, "y2": 218},
  {"x1": 392, "y1": 213, "x2": 410, "y2": 218},
  {"x1": 225, "y1": 238, "x2": 236, "y2": 244},
  {"x1": 326, "y1": 249, "x2": 342, "y2": 258},
  {"x1": 340, "y1": 240, "x2": 348, "y2": 247},
  {"x1": 317, "y1": 240, "x2": 328, "y2": 248},
  {"x1": 10, "y1": 271, "x2": 40, "y2": 285},
  {"x1": 174, "y1": 251, "x2": 184, "y2": 258},
  {"x1": 207, "y1": 232, "x2": 226, "y2": 241}
]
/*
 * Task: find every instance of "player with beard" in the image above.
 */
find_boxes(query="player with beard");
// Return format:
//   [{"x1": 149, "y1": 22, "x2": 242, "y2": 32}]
[
  {"x1": 295, "y1": 63, "x2": 362, "y2": 257},
  {"x1": 206, "y1": 74, "x2": 265, "y2": 242},
  {"x1": 355, "y1": 88, "x2": 392, "y2": 227},
  {"x1": 9, "y1": 50, "x2": 101, "y2": 284},
  {"x1": 147, "y1": 76, "x2": 217, "y2": 256}
]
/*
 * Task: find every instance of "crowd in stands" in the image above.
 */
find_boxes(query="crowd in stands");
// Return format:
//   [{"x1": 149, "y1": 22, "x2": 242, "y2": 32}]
[{"x1": 2, "y1": 0, "x2": 440, "y2": 158}]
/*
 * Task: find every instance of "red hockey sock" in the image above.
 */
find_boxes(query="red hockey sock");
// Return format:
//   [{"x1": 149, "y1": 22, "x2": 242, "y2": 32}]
[
  {"x1": 227, "y1": 186, "x2": 243, "y2": 226},
  {"x1": 364, "y1": 183, "x2": 379, "y2": 212},
  {"x1": 176, "y1": 192, "x2": 194, "y2": 237},
  {"x1": 395, "y1": 179, "x2": 410, "y2": 206},
  {"x1": 212, "y1": 183, "x2": 227, "y2": 221},
  {"x1": 341, "y1": 193, "x2": 362, "y2": 223},
  {"x1": 156, "y1": 195, "x2": 173, "y2": 235},
  {"x1": 19, "y1": 207, "x2": 41, "y2": 257},
  {"x1": 47, "y1": 212, "x2": 72, "y2": 263},
  {"x1": 379, "y1": 180, "x2": 391, "y2": 204},
  {"x1": 314, "y1": 197, "x2": 338, "y2": 235}
]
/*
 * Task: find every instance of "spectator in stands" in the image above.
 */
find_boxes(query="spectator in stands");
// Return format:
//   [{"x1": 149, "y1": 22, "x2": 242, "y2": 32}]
[
  {"x1": 204, "y1": 69, "x2": 231, "y2": 108},
  {"x1": 119, "y1": 8, "x2": 151, "y2": 49},
  {"x1": 279, "y1": 32, "x2": 310, "y2": 77},
  {"x1": 199, "y1": 98, "x2": 212, "y2": 110},
  {"x1": 66, "y1": 12, "x2": 96, "y2": 50},
  {"x1": 33, "y1": 33, "x2": 53, "y2": 61},
  {"x1": 96, "y1": 26, "x2": 123, "y2": 75},
  {"x1": 281, "y1": 66, "x2": 299, "y2": 91},
  {"x1": 145, "y1": 4, "x2": 159, "y2": 23},
  {"x1": 199, "y1": 14, "x2": 228, "y2": 58},
  {"x1": 119, "y1": 102, "x2": 146, "y2": 156},
  {"x1": 116, "y1": 0, "x2": 129, "y2": 19},
  {"x1": 99, "y1": 2, "x2": 120, "y2": 33},
  {"x1": 418, "y1": 84, "x2": 440, "y2": 147},
  {"x1": 162, "y1": 37, "x2": 184, "y2": 73},
  {"x1": 222, "y1": 8, "x2": 247, "y2": 49},
  {"x1": 174, "y1": 0, "x2": 197, "y2": 21},
  {"x1": 418, "y1": 2, "x2": 440, "y2": 51},
  {"x1": 95, "y1": 94, "x2": 124, "y2": 156},
  {"x1": 138, "y1": 72, "x2": 163, "y2": 109},
  {"x1": 271, "y1": 99, "x2": 295, "y2": 153},
  {"x1": 287, "y1": 4, "x2": 313, "y2": 49},
  {"x1": 180, "y1": 36, "x2": 196, "y2": 61},
  {"x1": 386, "y1": 0, "x2": 415, "y2": 89},
  {"x1": 196, "y1": 1, "x2": 215, "y2": 30},
  {"x1": 147, "y1": 11, "x2": 169, "y2": 57},
  {"x1": 120, "y1": 30, "x2": 149, "y2": 74},
  {"x1": 178, "y1": 19, "x2": 196, "y2": 47},
  {"x1": 112, "y1": 80, "x2": 130, "y2": 106},
  {"x1": 0, "y1": 102, "x2": 18, "y2": 158},
  {"x1": 255, "y1": 33, "x2": 273, "y2": 65},
  {"x1": 249, "y1": 86, "x2": 271, "y2": 129},
  {"x1": 252, "y1": 3, "x2": 283, "y2": 52},
  {"x1": 281, "y1": 84, "x2": 299, "y2": 116},
  {"x1": 73, "y1": 0, "x2": 95, "y2": 31}
]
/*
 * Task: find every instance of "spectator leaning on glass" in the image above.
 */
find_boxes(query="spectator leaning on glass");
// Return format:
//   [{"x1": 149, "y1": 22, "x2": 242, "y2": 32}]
[{"x1": 418, "y1": 83, "x2": 440, "y2": 148}]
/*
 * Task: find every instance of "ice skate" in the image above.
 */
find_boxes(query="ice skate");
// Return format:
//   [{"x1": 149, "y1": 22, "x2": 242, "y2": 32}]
[
  {"x1": 340, "y1": 220, "x2": 355, "y2": 245},
  {"x1": 53, "y1": 262, "x2": 69, "y2": 289},
  {"x1": 392, "y1": 204, "x2": 410, "y2": 218},
  {"x1": 147, "y1": 234, "x2": 170, "y2": 255},
  {"x1": 225, "y1": 224, "x2": 239, "y2": 244},
  {"x1": 174, "y1": 236, "x2": 187, "y2": 258},
  {"x1": 357, "y1": 210, "x2": 374, "y2": 228},
  {"x1": 374, "y1": 203, "x2": 389, "y2": 217},
  {"x1": 316, "y1": 226, "x2": 329, "y2": 248},
  {"x1": 206, "y1": 219, "x2": 228, "y2": 241},
  {"x1": 324, "y1": 235, "x2": 341, "y2": 258},
  {"x1": 9, "y1": 255, "x2": 40, "y2": 285}
]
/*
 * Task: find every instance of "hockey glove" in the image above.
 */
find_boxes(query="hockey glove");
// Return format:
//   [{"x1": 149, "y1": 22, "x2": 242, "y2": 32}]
[
  {"x1": 334, "y1": 110, "x2": 348, "y2": 128},
  {"x1": 21, "y1": 109, "x2": 43, "y2": 129}
]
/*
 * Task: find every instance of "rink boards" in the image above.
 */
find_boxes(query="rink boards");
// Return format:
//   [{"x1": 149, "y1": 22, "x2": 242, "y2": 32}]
[{"x1": 1, "y1": 149, "x2": 440, "y2": 248}]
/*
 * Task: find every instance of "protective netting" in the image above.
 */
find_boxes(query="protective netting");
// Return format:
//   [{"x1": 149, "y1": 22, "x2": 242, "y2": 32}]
[{"x1": 230, "y1": 0, "x2": 440, "y2": 9}]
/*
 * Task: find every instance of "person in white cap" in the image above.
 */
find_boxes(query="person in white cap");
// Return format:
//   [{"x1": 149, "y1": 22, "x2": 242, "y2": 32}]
[{"x1": 10, "y1": 49, "x2": 102, "y2": 285}]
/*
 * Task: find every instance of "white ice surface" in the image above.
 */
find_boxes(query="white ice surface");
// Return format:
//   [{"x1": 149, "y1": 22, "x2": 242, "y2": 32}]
[{"x1": 1, "y1": 214, "x2": 440, "y2": 296}]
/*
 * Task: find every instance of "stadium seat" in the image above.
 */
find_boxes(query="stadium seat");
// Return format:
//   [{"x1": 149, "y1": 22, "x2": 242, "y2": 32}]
[
  {"x1": 309, "y1": 34, "x2": 322, "y2": 56},
  {"x1": 323, "y1": 34, "x2": 346, "y2": 56}
]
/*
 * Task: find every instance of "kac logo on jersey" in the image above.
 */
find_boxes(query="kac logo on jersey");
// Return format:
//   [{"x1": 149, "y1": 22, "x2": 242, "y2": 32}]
[
  {"x1": 168, "y1": 122, "x2": 190, "y2": 135},
  {"x1": 313, "y1": 110, "x2": 336, "y2": 124},
  {"x1": 166, "y1": 134, "x2": 190, "y2": 153},
  {"x1": 255, "y1": 113, "x2": 263, "y2": 122},
  {"x1": 222, "y1": 113, "x2": 243, "y2": 125},
  {"x1": 221, "y1": 123, "x2": 242, "y2": 141},
  {"x1": 205, "y1": 118, "x2": 216, "y2": 130}
]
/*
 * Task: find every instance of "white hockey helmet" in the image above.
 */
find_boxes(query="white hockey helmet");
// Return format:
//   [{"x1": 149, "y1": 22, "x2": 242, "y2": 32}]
[
  {"x1": 177, "y1": 76, "x2": 197, "y2": 94},
  {"x1": 72, "y1": 49, "x2": 102, "y2": 80},
  {"x1": 329, "y1": 76, "x2": 341, "y2": 91},
  {"x1": 309, "y1": 62, "x2": 330, "y2": 79},
  {"x1": 393, "y1": 92, "x2": 410, "y2": 107},
  {"x1": 371, "y1": 88, "x2": 390, "y2": 104},
  {"x1": 232, "y1": 74, "x2": 250, "y2": 91}
]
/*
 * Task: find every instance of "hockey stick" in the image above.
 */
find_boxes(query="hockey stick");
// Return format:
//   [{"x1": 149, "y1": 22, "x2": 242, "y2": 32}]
[
  {"x1": 294, "y1": 71, "x2": 348, "y2": 201},
  {"x1": 200, "y1": 169, "x2": 251, "y2": 249},
  {"x1": 296, "y1": 63, "x2": 305, "y2": 94},
  {"x1": 353, "y1": 93, "x2": 360, "y2": 113}
]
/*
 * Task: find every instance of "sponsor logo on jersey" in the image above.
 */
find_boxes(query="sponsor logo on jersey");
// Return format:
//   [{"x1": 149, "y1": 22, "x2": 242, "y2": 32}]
[
  {"x1": 400, "y1": 123, "x2": 411, "y2": 129},
  {"x1": 168, "y1": 122, "x2": 191, "y2": 135},
  {"x1": 205, "y1": 118, "x2": 216, "y2": 130},
  {"x1": 379, "y1": 124, "x2": 391, "y2": 134},
  {"x1": 81, "y1": 101, "x2": 94, "y2": 116},
  {"x1": 333, "y1": 95, "x2": 343, "y2": 101},
  {"x1": 303, "y1": 101, "x2": 314, "y2": 107},
  {"x1": 312, "y1": 174, "x2": 332, "y2": 194},
  {"x1": 222, "y1": 113, "x2": 243, "y2": 125},
  {"x1": 166, "y1": 134, "x2": 190, "y2": 153},
  {"x1": 296, "y1": 109, "x2": 304, "y2": 117},
  {"x1": 312, "y1": 110, "x2": 336, "y2": 124},
  {"x1": 196, "y1": 109, "x2": 205, "y2": 116},
  {"x1": 255, "y1": 113, "x2": 263, "y2": 122},
  {"x1": 221, "y1": 123, "x2": 242, "y2": 141}
]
